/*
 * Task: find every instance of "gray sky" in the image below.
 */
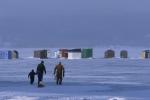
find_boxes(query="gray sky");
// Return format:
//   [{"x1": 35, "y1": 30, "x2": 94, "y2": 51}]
[{"x1": 0, "y1": 0, "x2": 150, "y2": 48}]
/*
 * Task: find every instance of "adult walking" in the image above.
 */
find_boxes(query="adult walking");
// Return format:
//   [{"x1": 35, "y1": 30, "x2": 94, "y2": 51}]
[
  {"x1": 36, "y1": 60, "x2": 46, "y2": 87},
  {"x1": 54, "y1": 62, "x2": 65, "y2": 85}
]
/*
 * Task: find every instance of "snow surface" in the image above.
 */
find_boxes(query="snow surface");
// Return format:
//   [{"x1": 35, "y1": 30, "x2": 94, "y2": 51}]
[{"x1": 0, "y1": 47, "x2": 150, "y2": 100}]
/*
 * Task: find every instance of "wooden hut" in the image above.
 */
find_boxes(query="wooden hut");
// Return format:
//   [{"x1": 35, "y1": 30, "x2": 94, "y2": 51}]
[
  {"x1": 34, "y1": 50, "x2": 47, "y2": 59},
  {"x1": 104, "y1": 49, "x2": 115, "y2": 58},
  {"x1": 11, "y1": 50, "x2": 19, "y2": 59},
  {"x1": 141, "y1": 50, "x2": 150, "y2": 59},
  {"x1": 120, "y1": 50, "x2": 128, "y2": 58},
  {"x1": 59, "y1": 49, "x2": 68, "y2": 59}
]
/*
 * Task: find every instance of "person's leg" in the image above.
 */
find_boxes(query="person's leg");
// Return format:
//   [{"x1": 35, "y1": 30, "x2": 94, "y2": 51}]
[
  {"x1": 30, "y1": 79, "x2": 32, "y2": 84},
  {"x1": 56, "y1": 79, "x2": 59, "y2": 85},
  {"x1": 38, "y1": 74, "x2": 41, "y2": 86},
  {"x1": 31, "y1": 80, "x2": 34, "y2": 84},
  {"x1": 59, "y1": 77, "x2": 62, "y2": 85},
  {"x1": 41, "y1": 74, "x2": 43, "y2": 82},
  {"x1": 56, "y1": 75, "x2": 59, "y2": 85},
  {"x1": 31, "y1": 77, "x2": 34, "y2": 84}
]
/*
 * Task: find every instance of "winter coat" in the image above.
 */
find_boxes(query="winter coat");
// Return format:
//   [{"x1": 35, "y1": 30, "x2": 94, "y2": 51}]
[
  {"x1": 28, "y1": 71, "x2": 36, "y2": 79},
  {"x1": 54, "y1": 64, "x2": 65, "y2": 78},
  {"x1": 36, "y1": 63, "x2": 46, "y2": 75}
]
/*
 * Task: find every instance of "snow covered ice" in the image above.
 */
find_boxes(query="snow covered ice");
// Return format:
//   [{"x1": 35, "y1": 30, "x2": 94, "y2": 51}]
[{"x1": 0, "y1": 48, "x2": 150, "y2": 100}]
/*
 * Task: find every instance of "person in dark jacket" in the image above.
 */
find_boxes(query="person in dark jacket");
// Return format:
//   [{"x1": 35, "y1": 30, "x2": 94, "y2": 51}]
[
  {"x1": 36, "y1": 61, "x2": 46, "y2": 86},
  {"x1": 28, "y1": 69, "x2": 36, "y2": 84},
  {"x1": 54, "y1": 62, "x2": 65, "y2": 85}
]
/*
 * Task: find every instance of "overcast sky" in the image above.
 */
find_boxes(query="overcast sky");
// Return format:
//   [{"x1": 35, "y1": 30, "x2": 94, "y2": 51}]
[{"x1": 0, "y1": 0, "x2": 150, "y2": 48}]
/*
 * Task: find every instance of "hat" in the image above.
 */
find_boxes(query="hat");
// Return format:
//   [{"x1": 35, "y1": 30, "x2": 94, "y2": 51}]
[{"x1": 41, "y1": 61, "x2": 44, "y2": 63}]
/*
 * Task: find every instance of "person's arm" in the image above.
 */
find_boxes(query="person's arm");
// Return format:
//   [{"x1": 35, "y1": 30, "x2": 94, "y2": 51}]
[
  {"x1": 28, "y1": 73, "x2": 30, "y2": 78},
  {"x1": 54, "y1": 66, "x2": 57, "y2": 75},
  {"x1": 63, "y1": 66, "x2": 65, "y2": 77},
  {"x1": 36, "y1": 64, "x2": 39, "y2": 74},
  {"x1": 34, "y1": 72, "x2": 37, "y2": 75},
  {"x1": 43, "y1": 65, "x2": 46, "y2": 74}
]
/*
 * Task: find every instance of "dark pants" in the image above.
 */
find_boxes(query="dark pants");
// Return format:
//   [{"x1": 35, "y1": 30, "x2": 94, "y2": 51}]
[
  {"x1": 56, "y1": 75, "x2": 63, "y2": 85},
  {"x1": 30, "y1": 77, "x2": 34, "y2": 84},
  {"x1": 38, "y1": 73, "x2": 43, "y2": 85}
]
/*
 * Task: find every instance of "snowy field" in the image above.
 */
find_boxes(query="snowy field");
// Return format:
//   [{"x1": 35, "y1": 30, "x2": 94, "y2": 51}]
[
  {"x1": 0, "y1": 47, "x2": 149, "y2": 100},
  {"x1": 0, "y1": 58, "x2": 150, "y2": 100}
]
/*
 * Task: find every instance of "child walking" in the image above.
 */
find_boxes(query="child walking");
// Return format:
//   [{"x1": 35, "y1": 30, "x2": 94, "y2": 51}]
[{"x1": 28, "y1": 69, "x2": 36, "y2": 84}]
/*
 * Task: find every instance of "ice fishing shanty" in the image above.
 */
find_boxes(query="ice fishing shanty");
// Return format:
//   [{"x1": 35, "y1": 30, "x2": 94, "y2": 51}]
[
  {"x1": 120, "y1": 50, "x2": 128, "y2": 58},
  {"x1": 104, "y1": 49, "x2": 115, "y2": 58},
  {"x1": 47, "y1": 50, "x2": 59, "y2": 58},
  {"x1": 68, "y1": 49, "x2": 82, "y2": 59},
  {"x1": 59, "y1": 49, "x2": 68, "y2": 59},
  {"x1": 141, "y1": 50, "x2": 150, "y2": 59},
  {"x1": 81, "y1": 48, "x2": 93, "y2": 58},
  {"x1": 34, "y1": 50, "x2": 47, "y2": 59},
  {"x1": 0, "y1": 50, "x2": 19, "y2": 59}
]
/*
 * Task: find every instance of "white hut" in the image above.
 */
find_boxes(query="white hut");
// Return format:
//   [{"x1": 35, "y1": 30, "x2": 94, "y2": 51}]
[
  {"x1": 47, "y1": 49, "x2": 59, "y2": 58},
  {"x1": 68, "y1": 49, "x2": 81, "y2": 59}
]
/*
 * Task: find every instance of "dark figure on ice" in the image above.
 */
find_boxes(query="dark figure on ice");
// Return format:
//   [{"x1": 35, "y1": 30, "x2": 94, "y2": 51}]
[
  {"x1": 54, "y1": 62, "x2": 65, "y2": 85},
  {"x1": 28, "y1": 69, "x2": 36, "y2": 84},
  {"x1": 36, "y1": 61, "x2": 46, "y2": 87}
]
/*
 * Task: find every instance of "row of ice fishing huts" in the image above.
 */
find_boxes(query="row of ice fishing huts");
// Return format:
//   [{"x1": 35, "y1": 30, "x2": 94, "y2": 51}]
[
  {"x1": 34, "y1": 48, "x2": 93, "y2": 59},
  {"x1": 34, "y1": 49, "x2": 127, "y2": 59},
  {"x1": 0, "y1": 49, "x2": 150, "y2": 59},
  {"x1": 33, "y1": 49, "x2": 150, "y2": 59}
]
